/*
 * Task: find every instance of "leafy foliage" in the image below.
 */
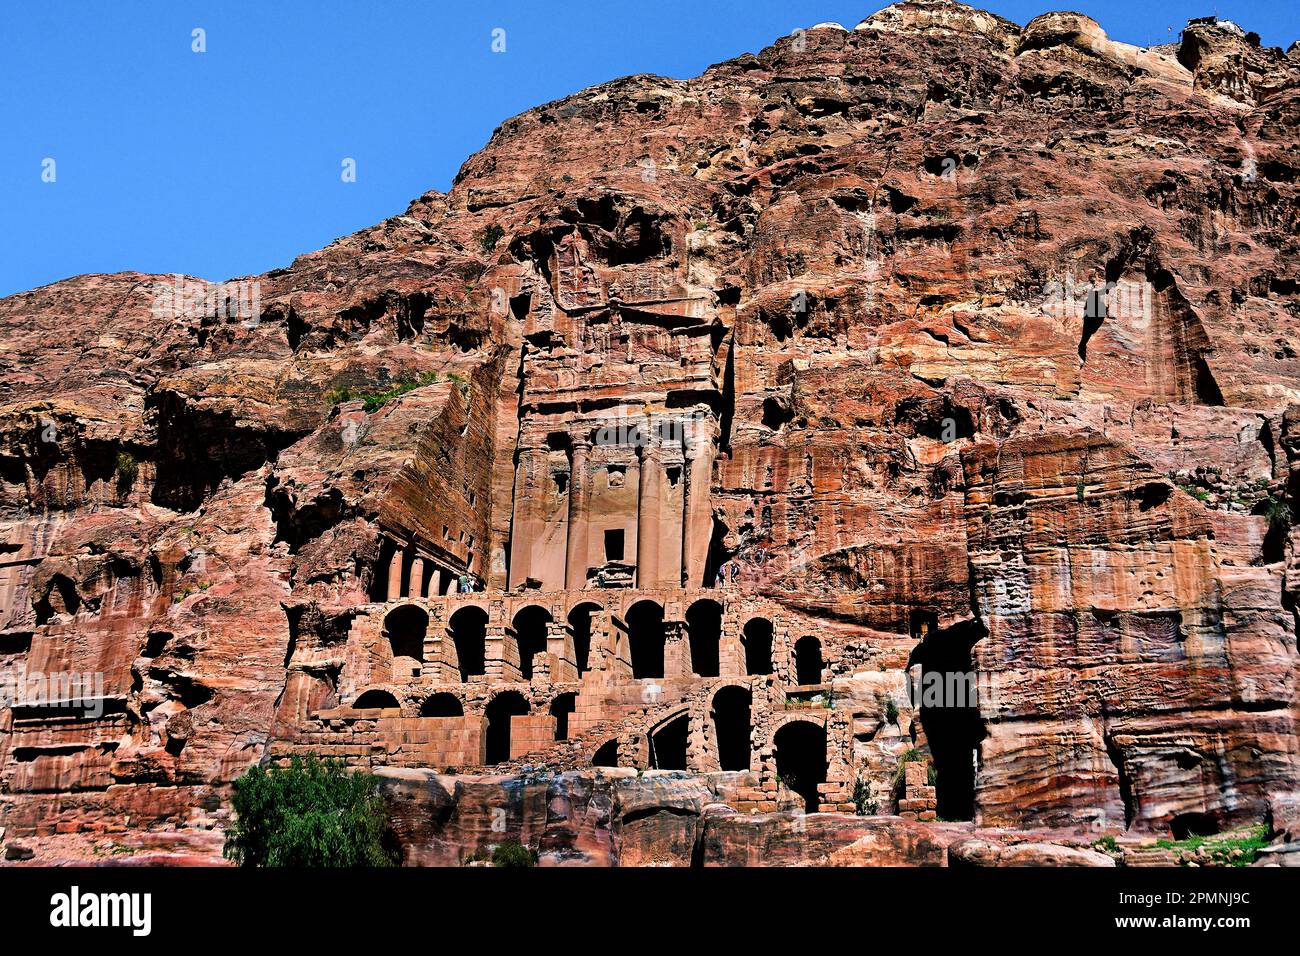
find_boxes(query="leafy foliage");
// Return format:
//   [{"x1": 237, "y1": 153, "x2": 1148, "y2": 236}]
[
  {"x1": 325, "y1": 371, "x2": 439, "y2": 412},
  {"x1": 491, "y1": 839, "x2": 537, "y2": 867},
  {"x1": 223, "y1": 755, "x2": 398, "y2": 867},
  {"x1": 478, "y1": 223, "x2": 505, "y2": 253}
]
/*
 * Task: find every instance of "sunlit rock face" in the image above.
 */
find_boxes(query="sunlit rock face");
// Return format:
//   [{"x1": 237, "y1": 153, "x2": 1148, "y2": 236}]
[{"x1": 1, "y1": 2, "x2": 1298, "y2": 862}]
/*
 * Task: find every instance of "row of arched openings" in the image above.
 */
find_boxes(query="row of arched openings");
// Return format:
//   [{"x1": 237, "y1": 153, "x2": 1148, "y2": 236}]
[
  {"x1": 385, "y1": 601, "x2": 822, "y2": 685},
  {"x1": 351, "y1": 688, "x2": 579, "y2": 765}
]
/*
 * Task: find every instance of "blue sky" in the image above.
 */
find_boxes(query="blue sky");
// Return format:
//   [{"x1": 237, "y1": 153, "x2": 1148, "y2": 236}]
[{"x1": 2, "y1": 1, "x2": 1296, "y2": 298}]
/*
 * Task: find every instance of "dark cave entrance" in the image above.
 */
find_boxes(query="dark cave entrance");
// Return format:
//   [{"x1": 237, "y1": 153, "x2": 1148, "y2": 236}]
[
  {"x1": 909, "y1": 621, "x2": 985, "y2": 822},
  {"x1": 449, "y1": 606, "x2": 488, "y2": 681},
  {"x1": 686, "y1": 599, "x2": 722, "y2": 677},
  {"x1": 384, "y1": 604, "x2": 427, "y2": 673},
  {"x1": 484, "y1": 691, "x2": 530, "y2": 765},
  {"x1": 794, "y1": 636, "x2": 823, "y2": 686},
  {"x1": 550, "y1": 692, "x2": 576, "y2": 741},
  {"x1": 420, "y1": 693, "x2": 463, "y2": 717},
  {"x1": 743, "y1": 617, "x2": 774, "y2": 675},
  {"x1": 567, "y1": 602, "x2": 600, "y2": 675},
  {"x1": 649, "y1": 714, "x2": 688, "y2": 770},
  {"x1": 712, "y1": 686, "x2": 752, "y2": 772},
  {"x1": 512, "y1": 605, "x2": 552, "y2": 681},
  {"x1": 627, "y1": 600, "x2": 665, "y2": 679},
  {"x1": 774, "y1": 720, "x2": 827, "y2": 813},
  {"x1": 592, "y1": 739, "x2": 618, "y2": 767}
]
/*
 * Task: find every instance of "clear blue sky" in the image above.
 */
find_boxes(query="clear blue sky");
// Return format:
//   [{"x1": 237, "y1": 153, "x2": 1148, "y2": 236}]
[{"x1": 2, "y1": 1, "x2": 1296, "y2": 298}]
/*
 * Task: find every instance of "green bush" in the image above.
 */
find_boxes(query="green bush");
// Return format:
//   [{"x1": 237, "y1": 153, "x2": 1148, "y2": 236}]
[
  {"x1": 491, "y1": 839, "x2": 537, "y2": 867},
  {"x1": 478, "y1": 224, "x2": 505, "y2": 253},
  {"x1": 325, "y1": 371, "x2": 439, "y2": 412},
  {"x1": 883, "y1": 697, "x2": 899, "y2": 726},
  {"x1": 223, "y1": 754, "x2": 398, "y2": 867},
  {"x1": 852, "y1": 777, "x2": 877, "y2": 816}
]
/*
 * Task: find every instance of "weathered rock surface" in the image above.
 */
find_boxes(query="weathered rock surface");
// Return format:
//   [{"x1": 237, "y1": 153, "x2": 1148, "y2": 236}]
[{"x1": 2, "y1": 2, "x2": 1299, "y2": 864}]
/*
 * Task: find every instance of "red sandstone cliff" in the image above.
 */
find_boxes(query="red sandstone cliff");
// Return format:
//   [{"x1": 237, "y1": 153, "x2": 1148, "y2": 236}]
[{"x1": 1, "y1": 3, "x2": 1298, "y2": 864}]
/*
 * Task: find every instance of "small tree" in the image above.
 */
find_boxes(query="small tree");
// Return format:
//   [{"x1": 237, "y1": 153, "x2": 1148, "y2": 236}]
[
  {"x1": 224, "y1": 754, "x2": 398, "y2": 867},
  {"x1": 491, "y1": 839, "x2": 537, "y2": 867}
]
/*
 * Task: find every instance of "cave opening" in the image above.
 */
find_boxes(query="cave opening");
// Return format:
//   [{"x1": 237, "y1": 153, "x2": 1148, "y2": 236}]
[
  {"x1": 449, "y1": 605, "x2": 487, "y2": 681},
  {"x1": 649, "y1": 714, "x2": 688, "y2": 770},
  {"x1": 353, "y1": 689, "x2": 399, "y2": 710},
  {"x1": 910, "y1": 621, "x2": 985, "y2": 822},
  {"x1": 626, "y1": 600, "x2": 665, "y2": 679},
  {"x1": 712, "y1": 686, "x2": 752, "y2": 772},
  {"x1": 686, "y1": 599, "x2": 722, "y2": 677},
  {"x1": 774, "y1": 720, "x2": 827, "y2": 813},
  {"x1": 794, "y1": 636, "x2": 823, "y2": 686},
  {"x1": 420, "y1": 693, "x2": 463, "y2": 717},
  {"x1": 743, "y1": 617, "x2": 774, "y2": 675},
  {"x1": 512, "y1": 605, "x2": 552, "y2": 681},
  {"x1": 384, "y1": 604, "x2": 427, "y2": 673},
  {"x1": 567, "y1": 602, "x2": 600, "y2": 674},
  {"x1": 484, "y1": 691, "x2": 530, "y2": 764},
  {"x1": 550, "y1": 692, "x2": 577, "y2": 741},
  {"x1": 592, "y1": 739, "x2": 618, "y2": 767}
]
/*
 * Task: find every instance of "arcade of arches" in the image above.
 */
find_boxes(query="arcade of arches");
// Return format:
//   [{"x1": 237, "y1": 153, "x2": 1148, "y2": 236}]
[{"x1": 278, "y1": 584, "x2": 977, "y2": 820}]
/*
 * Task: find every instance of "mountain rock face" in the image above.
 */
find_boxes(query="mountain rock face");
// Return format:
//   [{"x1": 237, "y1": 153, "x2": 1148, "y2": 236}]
[{"x1": 2, "y1": 2, "x2": 1299, "y2": 864}]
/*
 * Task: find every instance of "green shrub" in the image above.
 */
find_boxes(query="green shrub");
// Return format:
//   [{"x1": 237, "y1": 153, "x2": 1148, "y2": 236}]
[
  {"x1": 478, "y1": 224, "x2": 505, "y2": 253},
  {"x1": 491, "y1": 839, "x2": 537, "y2": 867},
  {"x1": 852, "y1": 777, "x2": 877, "y2": 816},
  {"x1": 223, "y1": 754, "x2": 398, "y2": 867},
  {"x1": 325, "y1": 371, "x2": 439, "y2": 412},
  {"x1": 883, "y1": 697, "x2": 900, "y2": 726}
]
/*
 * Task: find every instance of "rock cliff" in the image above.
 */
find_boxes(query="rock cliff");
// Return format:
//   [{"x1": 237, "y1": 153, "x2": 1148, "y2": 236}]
[{"x1": 2, "y1": 3, "x2": 1298, "y2": 865}]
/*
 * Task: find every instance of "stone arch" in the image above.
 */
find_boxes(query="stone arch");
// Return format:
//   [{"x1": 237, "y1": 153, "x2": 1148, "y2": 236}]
[
  {"x1": 626, "y1": 600, "x2": 665, "y2": 679},
  {"x1": 420, "y1": 692, "x2": 463, "y2": 717},
  {"x1": 512, "y1": 604, "x2": 552, "y2": 681},
  {"x1": 484, "y1": 690, "x2": 530, "y2": 764},
  {"x1": 711, "y1": 684, "x2": 752, "y2": 771},
  {"x1": 592, "y1": 739, "x2": 619, "y2": 767},
  {"x1": 773, "y1": 719, "x2": 827, "y2": 813},
  {"x1": 448, "y1": 605, "x2": 488, "y2": 682},
  {"x1": 794, "y1": 635, "x2": 823, "y2": 686},
  {"x1": 353, "y1": 688, "x2": 400, "y2": 711},
  {"x1": 742, "y1": 617, "x2": 774, "y2": 676},
  {"x1": 648, "y1": 710, "x2": 689, "y2": 770},
  {"x1": 567, "y1": 601, "x2": 602, "y2": 675},
  {"x1": 686, "y1": 598, "x2": 723, "y2": 677},
  {"x1": 550, "y1": 691, "x2": 577, "y2": 741},
  {"x1": 384, "y1": 604, "x2": 427, "y2": 674}
]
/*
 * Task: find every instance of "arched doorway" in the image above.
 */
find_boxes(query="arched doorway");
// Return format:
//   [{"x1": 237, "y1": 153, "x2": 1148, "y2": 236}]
[
  {"x1": 484, "y1": 691, "x2": 530, "y2": 764},
  {"x1": 743, "y1": 618, "x2": 773, "y2": 675},
  {"x1": 711, "y1": 686, "x2": 752, "y2": 771},
  {"x1": 649, "y1": 713, "x2": 688, "y2": 770},
  {"x1": 910, "y1": 620, "x2": 984, "y2": 821},
  {"x1": 794, "y1": 636, "x2": 823, "y2": 686},
  {"x1": 686, "y1": 599, "x2": 722, "y2": 677},
  {"x1": 592, "y1": 739, "x2": 618, "y2": 767},
  {"x1": 567, "y1": 602, "x2": 601, "y2": 675},
  {"x1": 512, "y1": 605, "x2": 552, "y2": 681},
  {"x1": 448, "y1": 605, "x2": 487, "y2": 682},
  {"x1": 420, "y1": 692, "x2": 463, "y2": 717},
  {"x1": 773, "y1": 720, "x2": 827, "y2": 812},
  {"x1": 384, "y1": 604, "x2": 428, "y2": 677},
  {"x1": 353, "y1": 689, "x2": 400, "y2": 711},
  {"x1": 550, "y1": 692, "x2": 577, "y2": 741},
  {"x1": 626, "y1": 600, "x2": 665, "y2": 679}
]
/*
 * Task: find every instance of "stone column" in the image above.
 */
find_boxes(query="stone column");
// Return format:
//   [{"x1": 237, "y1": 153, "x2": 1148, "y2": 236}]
[
  {"x1": 410, "y1": 556, "x2": 426, "y2": 598},
  {"x1": 681, "y1": 423, "x2": 716, "y2": 588},
  {"x1": 508, "y1": 443, "x2": 547, "y2": 590},
  {"x1": 386, "y1": 542, "x2": 404, "y2": 602},
  {"x1": 564, "y1": 439, "x2": 591, "y2": 592},
  {"x1": 636, "y1": 440, "x2": 663, "y2": 589}
]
